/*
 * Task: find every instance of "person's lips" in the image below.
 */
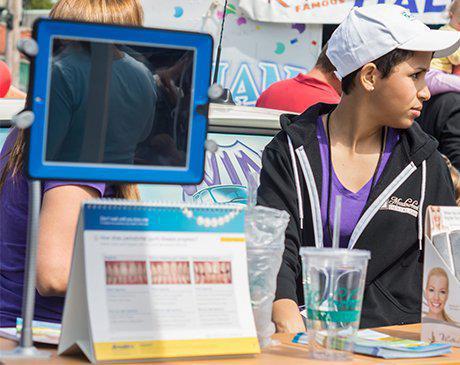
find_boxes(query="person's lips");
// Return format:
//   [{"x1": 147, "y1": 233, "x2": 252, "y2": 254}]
[
  {"x1": 410, "y1": 108, "x2": 421, "y2": 118},
  {"x1": 430, "y1": 301, "x2": 442, "y2": 309}
]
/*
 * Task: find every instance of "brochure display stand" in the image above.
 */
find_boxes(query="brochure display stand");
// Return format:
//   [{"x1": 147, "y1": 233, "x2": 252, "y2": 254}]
[
  {"x1": 58, "y1": 201, "x2": 260, "y2": 363},
  {"x1": 422, "y1": 206, "x2": 460, "y2": 346}
]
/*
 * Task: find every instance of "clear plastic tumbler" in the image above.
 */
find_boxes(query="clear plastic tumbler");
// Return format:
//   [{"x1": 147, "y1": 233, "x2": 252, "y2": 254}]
[
  {"x1": 246, "y1": 206, "x2": 289, "y2": 348},
  {"x1": 300, "y1": 247, "x2": 371, "y2": 361}
]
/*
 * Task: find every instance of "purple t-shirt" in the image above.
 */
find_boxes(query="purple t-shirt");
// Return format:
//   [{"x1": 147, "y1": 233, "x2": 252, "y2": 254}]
[
  {"x1": 0, "y1": 129, "x2": 114, "y2": 327},
  {"x1": 317, "y1": 117, "x2": 399, "y2": 248}
]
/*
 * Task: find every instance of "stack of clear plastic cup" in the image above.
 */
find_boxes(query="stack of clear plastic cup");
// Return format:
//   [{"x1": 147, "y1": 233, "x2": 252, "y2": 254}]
[
  {"x1": 245, "y1": 205, "x2": 289, "y2": 348},
  {"x1": 300, "y1": 247, "x2": 371, "y2": 361}
]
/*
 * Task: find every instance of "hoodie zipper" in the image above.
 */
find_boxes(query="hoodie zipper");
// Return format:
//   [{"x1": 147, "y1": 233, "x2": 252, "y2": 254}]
[
  {"x1": 348, "y1": 162, "x2": 418, "y2": 249},
  {"x1": 294, "y1": 145, "x2": 323, "y2": 248}
]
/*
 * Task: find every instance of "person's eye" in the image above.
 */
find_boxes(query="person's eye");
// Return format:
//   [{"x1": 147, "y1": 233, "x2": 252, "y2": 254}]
[
  {"x1": 411, "y1": 72, "x2": 421, "y2": 80},
  {"x1": 441, "y1": 290, "x2": 447, "y2": 295},
  {"x1": 429, "y1": 288, "x2": 434, "y2": 292}
]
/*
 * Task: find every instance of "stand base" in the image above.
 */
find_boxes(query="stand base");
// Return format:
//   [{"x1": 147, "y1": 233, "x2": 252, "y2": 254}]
[{"x1": 0, "y1": 345, "x2": 52, "y2": 360}]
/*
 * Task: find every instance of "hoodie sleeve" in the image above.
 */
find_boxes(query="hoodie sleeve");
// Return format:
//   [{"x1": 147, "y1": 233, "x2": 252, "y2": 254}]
[
  {"x1": 426, "y1": 151, "x2": 456, "y2": 206},
  {"x1": 257, "y1": 137, "x2": 303, "y2": 303}
]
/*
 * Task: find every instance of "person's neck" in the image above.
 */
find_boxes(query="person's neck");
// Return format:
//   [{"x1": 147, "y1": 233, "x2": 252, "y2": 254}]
[
  {"x1": 329, "y1": 95, "x2": 383, "y2": 152},
  {"x1": 308, "y1": 67, "x2": 342, "y2": 96},
  {"x1": 430, "y1": 311, "x2": 447, "y2": 321}
]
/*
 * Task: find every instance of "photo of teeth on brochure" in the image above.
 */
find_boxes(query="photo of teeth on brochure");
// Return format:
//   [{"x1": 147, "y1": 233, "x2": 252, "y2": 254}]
[
  {"x1": 422, "y1": 206, "x2": 460, "y2": 347},
  {"x1": 58, "y1": 201, "x2": 259, "y2": 363}
]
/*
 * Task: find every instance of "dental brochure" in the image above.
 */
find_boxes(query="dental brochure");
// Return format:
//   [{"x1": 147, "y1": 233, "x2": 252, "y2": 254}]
[
  {"x1": 422, "y1": 206, "x2": 460, "y2": 347},
  {"x1": 292, "y1": 329, "x2": 452, "y2": 359},
  {"x1": 0, "y1": 319, "x2": 61, "y2": 345},
  {"x1": 58, "y1": 201, "x2": 260, "y2": 363}
]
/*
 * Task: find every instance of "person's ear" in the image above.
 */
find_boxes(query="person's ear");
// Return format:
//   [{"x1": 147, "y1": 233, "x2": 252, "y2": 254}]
[{"x1": 359, "y1": 63, "x2": 378, "y2": 92}]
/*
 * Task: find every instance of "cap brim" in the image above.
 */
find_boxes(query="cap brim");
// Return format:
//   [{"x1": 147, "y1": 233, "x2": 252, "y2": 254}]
[{"x1": 399, "y1": 29, "x2": 460, "y2": 58}]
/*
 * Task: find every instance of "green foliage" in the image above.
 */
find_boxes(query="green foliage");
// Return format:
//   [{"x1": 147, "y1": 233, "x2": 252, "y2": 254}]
[{"x1": 24, "y1": 0, "x2": 55, "y2": 10}]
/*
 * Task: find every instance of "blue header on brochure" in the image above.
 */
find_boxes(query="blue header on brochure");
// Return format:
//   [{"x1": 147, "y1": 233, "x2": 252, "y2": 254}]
[{"x1": 83, "y1": 204, "x2": 245, "y2": 233}]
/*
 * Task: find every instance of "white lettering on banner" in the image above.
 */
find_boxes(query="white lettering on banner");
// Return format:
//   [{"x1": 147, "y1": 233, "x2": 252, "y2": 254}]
[
  {"x1": 214, "y1": 61, "x2": 307, "y2": 106},
  {"x1": 239, "y1": 0, "x2": 449, "y2": 24},
  {"x1": 380, "y1": 196, "x2": 420, "y2": 217}
]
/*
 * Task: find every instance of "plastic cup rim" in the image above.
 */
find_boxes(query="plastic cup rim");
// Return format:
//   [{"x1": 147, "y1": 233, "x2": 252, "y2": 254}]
[{"x1": 299, "y1": 247, "x2": 371, "y2": 259}]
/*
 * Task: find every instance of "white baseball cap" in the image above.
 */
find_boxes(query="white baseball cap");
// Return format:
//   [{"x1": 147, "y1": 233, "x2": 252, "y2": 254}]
[{"x1": 327, "y1": 4, "x2": 460, "y2": 80}]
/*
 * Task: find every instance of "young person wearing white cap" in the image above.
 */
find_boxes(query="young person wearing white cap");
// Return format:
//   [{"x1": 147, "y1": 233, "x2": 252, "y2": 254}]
[{"x1": 257, "y1": 4, "x2": 460, "y2": 332}]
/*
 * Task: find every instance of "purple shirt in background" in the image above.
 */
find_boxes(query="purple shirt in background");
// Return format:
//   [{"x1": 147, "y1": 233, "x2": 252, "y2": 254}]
[
  {"x1": 317, "y1": 117, "x2": 399, "y2": 248},
  {"x1": 425, "y1": 69, "x2": 460, "y2": 96},
  {"x1": 0, "y1": 128, "x2": 114, "y2": 327}
]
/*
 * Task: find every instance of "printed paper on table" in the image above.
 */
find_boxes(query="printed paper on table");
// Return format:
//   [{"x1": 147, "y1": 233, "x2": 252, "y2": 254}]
[{"x1": 58, "y1": 201, "x2": 259, "y2": 363}]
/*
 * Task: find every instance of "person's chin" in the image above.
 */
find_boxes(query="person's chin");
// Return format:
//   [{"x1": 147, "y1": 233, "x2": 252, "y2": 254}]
[{"x1": 391, "y1": 117, "x2": 414, "y2": 129}]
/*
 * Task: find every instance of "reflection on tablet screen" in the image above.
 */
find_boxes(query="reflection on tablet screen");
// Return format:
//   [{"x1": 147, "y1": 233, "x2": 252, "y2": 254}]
[{"x1": 45, "y1": 38, "x2": 194, "y2": 168}]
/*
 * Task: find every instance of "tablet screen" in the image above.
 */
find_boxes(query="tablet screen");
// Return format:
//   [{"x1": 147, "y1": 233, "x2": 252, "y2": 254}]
[{"x1": 45, "y1": 37, "x2": 194, "y2": 168}]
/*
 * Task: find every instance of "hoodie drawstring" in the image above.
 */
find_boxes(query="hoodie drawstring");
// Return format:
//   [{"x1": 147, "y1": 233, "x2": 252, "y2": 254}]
[
  {"x1": 287, "y1": 136, "x2": 304, "y2": 230},
  {"x1": 287, "y1": 133, "x2": 427, "y2": 252},
  {"x1": 418, "y1": 160, "x2": 427, "y2": 252}
]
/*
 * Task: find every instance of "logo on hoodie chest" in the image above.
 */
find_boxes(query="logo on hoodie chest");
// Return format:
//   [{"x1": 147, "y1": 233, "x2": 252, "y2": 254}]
[{"x1": 380, "y1": 196, "x2": 419, "y2": 217}]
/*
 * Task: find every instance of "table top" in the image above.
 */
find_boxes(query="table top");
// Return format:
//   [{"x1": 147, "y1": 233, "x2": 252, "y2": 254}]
[{"x1": 1, "y1": 324, "x2": 459, "y2": 364}]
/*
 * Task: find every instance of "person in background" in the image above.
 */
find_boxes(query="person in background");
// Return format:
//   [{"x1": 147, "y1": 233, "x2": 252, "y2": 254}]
[
  {"x1": 0, "y1": 60, "x2": 12, "y2": 98},
  {"x1": 442, "y1": 155, "x2": 460, "y2": 205},
  {"x1": 256, "y1": 45, "x2": 341, "y2": 113},
  {"x1": 417, "y1": 92, "x2": 460, "y2": 170},
  {"x1": 257, "y1": 5, "x2": 459, "y2": 332},
  {"x1": 5, "y1": 85, "x2": 26, "y2": 99},
  {"x1": 0, "y1": 0, "x2": 145, "y2": 327},
  {"x1": 425, "y1": 0, "x2": 460, "y2": 95},
  {"x1": 0, "y1": 60, "x2": 26, "y2": 99}
]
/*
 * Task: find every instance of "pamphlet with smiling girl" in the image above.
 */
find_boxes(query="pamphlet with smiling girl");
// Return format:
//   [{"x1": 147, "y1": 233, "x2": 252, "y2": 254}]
[{"x1": 422, "y1": 206, "x2": 460, "y2": 346}]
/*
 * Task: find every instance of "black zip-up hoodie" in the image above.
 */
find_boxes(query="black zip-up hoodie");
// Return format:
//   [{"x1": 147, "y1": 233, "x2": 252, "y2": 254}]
[{"x1": 257, "y1": 103, "x2": 456, "y2": 328}]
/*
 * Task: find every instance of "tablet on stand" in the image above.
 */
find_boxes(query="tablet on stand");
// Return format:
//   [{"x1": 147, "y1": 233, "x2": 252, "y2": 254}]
[{"x1": 0, "y1": 18, "x2": 214, "y2": 360}]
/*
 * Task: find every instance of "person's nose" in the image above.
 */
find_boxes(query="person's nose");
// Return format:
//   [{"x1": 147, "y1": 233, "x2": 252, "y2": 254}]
[{"x1": 418, "y1": 83, "x2": 431, "y2": 103}]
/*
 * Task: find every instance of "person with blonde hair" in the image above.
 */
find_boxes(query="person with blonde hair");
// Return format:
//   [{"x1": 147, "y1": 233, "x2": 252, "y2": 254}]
[
  {"x1": 425, "y1": 0, "x2": 460, "y2": 95},
  {"x1": 0, "y1": 0, "x2": 153, "y2": 327},
  {"x1": 424, "y1": 267, "x2": 453, "y2": 323}
]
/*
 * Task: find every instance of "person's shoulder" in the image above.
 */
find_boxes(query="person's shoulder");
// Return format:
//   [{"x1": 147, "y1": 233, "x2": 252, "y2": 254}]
[
  {"x1": 52, "y1": 49, "x2": 90, "y2": 84},
  {"x1": 424, "y1": 92, "x2": 460, "y2": 114},
  {"x1": 263, "y1": 76, "x2": 302, "y2": 94},
  {"x1": 264, "y1": 130, "x2": 289, "y2": 154},
  {"x1": 54, "y1": 48, "x2": 89, "y2": 67},
  {"x1": 116, "y1": 54, "x2": 156, "y2": 100},
  {"x1": 122, "y1": 53, "x2": 151, "y2": 74},
  {"x1": 433, "y1": 91, "x2": 460, "y2": 104},
  {"x1": 257, "y1": 79, "x2": 292, "y2": 108}
]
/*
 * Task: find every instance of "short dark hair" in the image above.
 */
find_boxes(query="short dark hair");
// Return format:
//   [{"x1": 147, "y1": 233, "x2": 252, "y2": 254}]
[
  {"x1": 315, "y1": 44, "x2": 336, "y2": 74},
  {"x1": 341, "y1": 48, "x2": 415, "y2": 94}
]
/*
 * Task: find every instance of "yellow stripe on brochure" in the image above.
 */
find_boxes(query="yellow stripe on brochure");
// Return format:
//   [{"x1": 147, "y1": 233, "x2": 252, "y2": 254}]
[
  {"x1": 220, "y1": 237, "x2": 246, "y2": 243},
  {"x1": 94, "y1": 337, "x2": 260, "y2": 361}
]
